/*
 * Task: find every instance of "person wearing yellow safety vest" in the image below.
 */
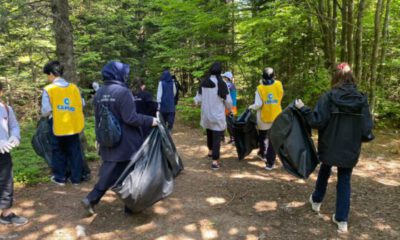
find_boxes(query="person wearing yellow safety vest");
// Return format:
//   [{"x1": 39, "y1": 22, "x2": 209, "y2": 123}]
[
  {"x1": 249, "y1": 67, "x2": 283, "y2": 170},
  {"x1": 41, "y1": 61, "x2": 85, "y2": 186}
]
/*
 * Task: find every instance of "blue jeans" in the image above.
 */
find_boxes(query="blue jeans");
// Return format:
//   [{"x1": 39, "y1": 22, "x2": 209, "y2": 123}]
[
  {"x1": 312, "y1": 164, "x2": 353, "y2": 222},
  {"x1": 50, "y1": 123, "x2": 83, "y2": 184}
]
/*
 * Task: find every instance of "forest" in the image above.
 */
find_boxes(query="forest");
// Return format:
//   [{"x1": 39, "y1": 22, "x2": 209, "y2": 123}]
[{"x1": 0, "y1": 0, "x2": 399, "y2": 126}]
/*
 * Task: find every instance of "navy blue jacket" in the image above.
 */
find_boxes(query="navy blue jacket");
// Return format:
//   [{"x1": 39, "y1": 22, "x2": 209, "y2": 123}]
[
  {"x1": 94, "y1": 62, "x2": 154, "y2": 162},
  {"x1": 160, "y1": 71, "x2": 175, "y2": 113}
]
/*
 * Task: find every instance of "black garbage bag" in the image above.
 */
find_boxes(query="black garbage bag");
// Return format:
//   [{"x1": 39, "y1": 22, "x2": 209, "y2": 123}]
[
  {"x1": 269, "y1": 103, "x2": 319, "y2": 179},
  {"x1": 31, "y1": 118, "x2": 53, "y2": 167},
  {"x1": 230, "y1": 109, "x2": 258, "y2": 160},
  {"x1": 31, "y1": 118, "x2": 91, "y2": 181},
  {"x1": 112, "y1": 123, "x2": 183, "y2": 212}
]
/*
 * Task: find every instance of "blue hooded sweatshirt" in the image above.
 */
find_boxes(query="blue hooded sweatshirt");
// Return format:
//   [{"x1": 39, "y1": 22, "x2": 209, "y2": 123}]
[
  {"x1": 94, "y1": 61, "x2": 154, "y2": 162},
  {"x1": 160, "y1": 70, "x2": 176, "y2": 113}
]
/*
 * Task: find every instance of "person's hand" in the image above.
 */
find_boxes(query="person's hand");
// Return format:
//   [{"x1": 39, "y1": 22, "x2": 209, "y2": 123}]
[
  {"x1": 8, "y1": 136, "x2": 20, "y2": 148},
  {"x1": 248, "y1": 104, "x2": 256, "y2": 110},
  {"x1": 152, "y1": 117, "x2": 160, "y2": 127},
  {"x1": 0, "y1": 140, "x2": 13, "y2": 154},
  {"x1": 295, "y1": 99, "x2": 305, "y2": 109}
]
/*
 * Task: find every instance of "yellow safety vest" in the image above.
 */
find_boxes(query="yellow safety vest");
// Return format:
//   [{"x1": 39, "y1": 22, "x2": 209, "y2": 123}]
[
  {"x1": 44, "y1": 83, "x2": 84, "y2": 136},
  {"x1": 257, "y1": 80, "x2": 284, "y2": 123}
]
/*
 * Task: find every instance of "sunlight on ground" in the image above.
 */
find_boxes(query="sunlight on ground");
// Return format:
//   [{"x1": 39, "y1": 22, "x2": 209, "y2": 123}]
[
  {"x1": 184, "y1": 223, "x2": 198, "y2": 233},
  {"x1": 134, "y1": 221, "x2": 157, "y2": 234},
  {"x1": 199, "y1": 219, "x2": 218, "y2": 240},
  {"x1": 230, "y1": 172, "x2": 272, "y2": 181},
  {"x1": 253, "y1": 201, "x2": 278, "y2": 212},
  {"x1": 206, "y1": 197, "x2": 226, "y2": 206},
  {"x1": 154, "y1": 205, "x2": 169, "y2": 215}
]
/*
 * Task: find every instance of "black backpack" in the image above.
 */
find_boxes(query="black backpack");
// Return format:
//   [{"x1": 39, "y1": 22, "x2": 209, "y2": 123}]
[{"x1": 95, "y1": 89, "x2": 122, "y2": 148}]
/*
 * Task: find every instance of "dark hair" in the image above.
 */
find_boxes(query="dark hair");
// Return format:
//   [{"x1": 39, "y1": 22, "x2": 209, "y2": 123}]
[
  {"x1": 209, "y1": 62, "x2": 222, "y2": 75},
  {"x1": 0, "y1": 82, "x2": 3, "y2": 91},
  {"x1": 43, "y1": 61, "x2": 63, "y2": 76},
  {"x1": 331, "y1": 63, "x2": 356, "y2": 88},
  {"x1": 262, "y1": 67, "x2": 274, "y2": 80}
]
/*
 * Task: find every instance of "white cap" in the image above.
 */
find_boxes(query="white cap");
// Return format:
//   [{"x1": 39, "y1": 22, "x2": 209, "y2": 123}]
[{"x1": 222, "y1": 71, "x2": 233, "y2": 80}]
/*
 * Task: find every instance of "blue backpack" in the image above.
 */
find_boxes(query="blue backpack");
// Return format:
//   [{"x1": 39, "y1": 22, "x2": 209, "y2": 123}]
[{"x1": 95, "y1": 89, "x2": 122, "y2": 148}]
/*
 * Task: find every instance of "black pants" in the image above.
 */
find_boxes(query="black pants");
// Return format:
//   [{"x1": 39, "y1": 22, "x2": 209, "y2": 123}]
[
  {"x1": 0, "y1": 153, "x2": 13, "y2": 209},
  {"x1": 258, "y1": 130, "x2": 276, "y2": 166},
  {"x1": 161, "y1": 112, "x2": 176, "y2": 131},
  {"x1": 206, "y1": 129, "x2": 224, "y2": 160},
  {"x1": 87, "y1": 161, "x2": 129, "y2": 205}
]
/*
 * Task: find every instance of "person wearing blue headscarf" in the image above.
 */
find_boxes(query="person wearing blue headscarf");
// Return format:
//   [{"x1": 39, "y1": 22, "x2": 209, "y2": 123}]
[
  {"x1": 81, "y1": 61, "x2": 159, "y2": 216},
  {"x1": 156, "y1": 68, "x2": 177, "y2": 131}
]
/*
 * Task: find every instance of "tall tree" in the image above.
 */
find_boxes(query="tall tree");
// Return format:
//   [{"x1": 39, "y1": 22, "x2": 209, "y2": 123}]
[
  {"x1": 51, "y1": 0, "x2": 78, "y2": 82},
  {"x1": 369, "y1": 0, "x2": 384, "y2": 112},
  {"x1": 354, "y1": 0, "x2": 365, "y2": 83}
]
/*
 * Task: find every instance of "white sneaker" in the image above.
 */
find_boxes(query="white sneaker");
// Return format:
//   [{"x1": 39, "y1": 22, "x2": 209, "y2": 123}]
[
  {"x1": 309, "y1": 194, "x2": 321, "y2": 212},
  {"x1": 332, "y1": 214, "x2": 348, "y2": 233}
]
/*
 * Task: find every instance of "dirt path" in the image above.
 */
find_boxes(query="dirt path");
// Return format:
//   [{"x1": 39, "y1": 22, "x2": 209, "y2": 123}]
[{"x1": 1, "y1": 120, "x2": 399, "y2": 240}]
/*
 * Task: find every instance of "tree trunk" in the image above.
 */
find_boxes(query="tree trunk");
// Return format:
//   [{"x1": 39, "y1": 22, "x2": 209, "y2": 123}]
[
  {"x1": 346, "y1": 0, "x2": 354, "y2": 64},
  {"x1": 354, "y1": 0, "x2": 365, "y2": 83},
  {"x1": 369, "y1": 0, "x2": 384, "y2": 113},
  {"x1": 51, "y1": 0, "x2": 79, "y2": 83},
  {"x1": 340, "y1": 0, "x2": 348, "y2": 62},
  {"x1": 377, "y1": 0, "x2": 391, "y2": 84}
]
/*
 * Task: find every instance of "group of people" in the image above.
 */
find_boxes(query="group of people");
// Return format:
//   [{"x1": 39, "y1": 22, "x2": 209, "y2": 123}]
[
  {"x1": 195, "y1": 61, "x2": 373, "y2": 233},
  {"x1": 0, "y1": 59, "x2": 373, "y2": 234}
]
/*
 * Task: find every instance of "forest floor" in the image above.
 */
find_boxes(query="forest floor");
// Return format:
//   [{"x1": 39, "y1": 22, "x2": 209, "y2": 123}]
[{"x1": 0, "y1": 119, "x2": 399, "y2": 240}]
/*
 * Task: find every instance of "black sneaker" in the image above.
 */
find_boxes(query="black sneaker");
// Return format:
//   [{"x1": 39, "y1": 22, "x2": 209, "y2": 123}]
[
  {"x1": 50, "y1": 176, "x2": 65, "y2": 186},
  {"x1": 81, "y1": 198, "x2": 95, "y2": 216},
  {"x1": 0, "y1": 213, "x2": 28, "y2": 226},
  {"x1": 211, "y1": 163, "x2": 221, "y2": 170}
]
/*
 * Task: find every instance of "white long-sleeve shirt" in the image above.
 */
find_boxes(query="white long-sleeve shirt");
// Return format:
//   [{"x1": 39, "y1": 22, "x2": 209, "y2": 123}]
[
  {"x1": 194, "y1": 76, "x2": 232, "y2": 131},
  {"x1": 0, "y1": 103, "x2": 20, "y2": 141}
]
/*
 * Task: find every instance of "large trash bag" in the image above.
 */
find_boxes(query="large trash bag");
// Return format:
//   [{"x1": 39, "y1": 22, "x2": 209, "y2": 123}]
[
  {"x1": 31, "y1": 118, "x2": 53, "y2": 167},
  {"x1": 31, "y1": 118, "x2": 91, "y2": 181},
  {"x1": 112, "y1": 123, "x2": 183, "y2": 213},
  {"x1": 269, "y1": 103, "x2": 319, "y2": 179},
  {"x1": 230, "y1": 109, "x2": 259, "y2": 160}
]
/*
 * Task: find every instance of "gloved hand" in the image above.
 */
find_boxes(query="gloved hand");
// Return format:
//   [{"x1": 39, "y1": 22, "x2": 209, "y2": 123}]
[
  {"x1": 295, "y1": 99, "x2": 305, "y2": 109},
  {"x1": 8, "y1": 136, "x2": 20, "y2": 148},
  {"x1": 0, "y1": 140, "x2": 13, "y2": 154},
  {"x1": 248, "y1": 104, "x2": 256, "y2": 110},
  {"x1": 152, "y1": 117, "x2": 160, "y2": 127}
]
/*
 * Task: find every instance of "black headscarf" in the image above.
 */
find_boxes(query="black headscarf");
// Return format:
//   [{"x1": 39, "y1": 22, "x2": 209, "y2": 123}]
[{"x1": 199, "y1": 62, "x2": 229, "y2": 99}]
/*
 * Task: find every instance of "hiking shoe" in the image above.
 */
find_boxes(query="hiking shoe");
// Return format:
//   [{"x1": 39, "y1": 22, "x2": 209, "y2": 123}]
[
  {"x1": 257, "y1": 152, "x2": 267, "y2": 162},
  {"x1": 0, "y1": 213, "x2": 28, "y2": 226},
  {"x1": 332, "y1": 214, "x2": 348, "y2": 233},
  {"x1": 227, "y1": 139, "x2": 235, "y2": 144},
  {"x1": 309, "y1": 194, "x2": 321, "y2": 212},
  {"x1": 50, "y1": 176, "x2": 65, "y2": 186},
  {"x1": 81, "y1": 198, "x2": 95, "y2": 216},
  {"x1": 264, "y1": 164, "x2": 274, "y2": 171},
  {"x1": 211, "y1": 163, "x2": 221, "y2": 170}
]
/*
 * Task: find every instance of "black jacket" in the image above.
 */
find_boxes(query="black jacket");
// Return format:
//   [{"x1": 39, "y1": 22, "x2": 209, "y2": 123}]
[{"x1": 300, "y1": 84, "x2": 373, "y2": 168}]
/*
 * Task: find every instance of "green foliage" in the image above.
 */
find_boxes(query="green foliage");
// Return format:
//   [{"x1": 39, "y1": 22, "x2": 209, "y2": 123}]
[
  {"x1": 12, "y1": 121, "x2": 48, "y2": 185},
  {"x1": 12, "y1": 117, "x2": 98, "y2": 185},
  {"x1": 176, "y1": 98, "x2": 201, "y2": 127}
]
